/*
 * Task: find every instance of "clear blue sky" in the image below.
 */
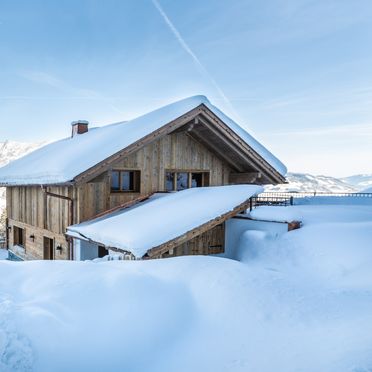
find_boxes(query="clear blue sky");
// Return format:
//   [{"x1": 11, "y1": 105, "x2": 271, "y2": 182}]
[{"x1": 1, "y1": 0, "x2": 371, "y2": 177}]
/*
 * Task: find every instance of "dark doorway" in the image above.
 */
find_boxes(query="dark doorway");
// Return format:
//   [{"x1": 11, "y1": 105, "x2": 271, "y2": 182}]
[
  {"x1": 43, "y1": 237, "x2": 54, "y2": 260},
  {"x1": 98, "y1": 245, "x2": 109, "y2": 258}
]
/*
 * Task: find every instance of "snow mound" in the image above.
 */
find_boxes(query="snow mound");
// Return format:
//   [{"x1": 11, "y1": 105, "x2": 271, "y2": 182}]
[{"x1": 1, "y1": 203, "x2": 372, "y2": 371}]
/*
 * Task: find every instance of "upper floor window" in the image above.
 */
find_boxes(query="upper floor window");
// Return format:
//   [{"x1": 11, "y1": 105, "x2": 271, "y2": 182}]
[
  {"x1": 165, "y1": 171, "x2": 210, "y2": 191},
  {"x1": 111, "y1": 170, "x2": 140, "y2": 192}
]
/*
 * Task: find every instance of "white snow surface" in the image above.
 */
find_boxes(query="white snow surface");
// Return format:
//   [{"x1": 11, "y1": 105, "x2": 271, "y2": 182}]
[
  {"x1": 1, "y1": 202, "x2": 372, "y2": 371},
  {"x1": 67, "y1": 185, "x2": 262, "y2": 257},
  {"x1": 0, "y1": 96, "x2": 286, "y2": 185},
  {"x1": 0, "y1": 249, "x2": 8, "y2": 260}
]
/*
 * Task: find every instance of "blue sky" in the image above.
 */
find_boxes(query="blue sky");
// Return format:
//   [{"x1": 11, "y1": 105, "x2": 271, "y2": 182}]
[{"x1": 1, "y1": 0, "x2": 371, "y2": 177}]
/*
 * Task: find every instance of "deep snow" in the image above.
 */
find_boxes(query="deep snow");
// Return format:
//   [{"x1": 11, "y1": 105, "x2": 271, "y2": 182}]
[{"x1": 1, "y1": 201, "x2": 372, "y2": 371}]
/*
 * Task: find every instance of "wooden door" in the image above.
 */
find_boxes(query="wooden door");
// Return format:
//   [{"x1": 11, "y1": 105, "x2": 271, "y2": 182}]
[{"x1": 43, "y1": 237, "x2": 54, "y2": 260}]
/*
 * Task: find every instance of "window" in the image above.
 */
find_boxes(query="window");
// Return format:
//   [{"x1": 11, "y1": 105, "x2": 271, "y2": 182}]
[
  {"x1": 176, "y1": 172, "x2": 189, "y2": 191},
  {"x1": 13, "y1": 226, "x2": 25, "y2": 247},
  {"x1": 111, "y1": 170, "x2": 140, "y2": 192},
  {"x1": 165, "y1": 171, "x2": 210, "y2": 191}
]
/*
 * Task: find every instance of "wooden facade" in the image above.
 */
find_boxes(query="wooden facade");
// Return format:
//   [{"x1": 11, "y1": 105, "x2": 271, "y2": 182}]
[
  {"x1": 6, "y1": 131, "x2": 235, "y2": 260},
  {"x1": 5, "y1": 104, "x2": 285, "y2": 260}
]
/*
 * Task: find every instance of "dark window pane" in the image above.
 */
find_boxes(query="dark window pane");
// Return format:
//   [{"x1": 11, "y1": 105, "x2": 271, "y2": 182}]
[
  {"x1": 177, "y1": 172, "x2": 188, "y2": 190},
  {"x1": 111, "y1": 171, "x2": 120, "y2": 191},
  {"x1": 191, "y1": 173, "x2": 203, "y2": 188},
  {"x1": 165, "y1": 172, "x2": 174, "y2": 191},
  {"x1": 121, "y1": 171, "x2": 134, "y2": 191}
]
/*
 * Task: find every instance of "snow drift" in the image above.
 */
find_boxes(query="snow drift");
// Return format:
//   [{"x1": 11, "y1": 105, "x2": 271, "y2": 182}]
[{"x1": 1, "y1": 202, "x2": 372, "y2": 371}]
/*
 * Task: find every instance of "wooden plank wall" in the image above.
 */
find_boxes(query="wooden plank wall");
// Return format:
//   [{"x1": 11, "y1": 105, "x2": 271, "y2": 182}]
[
  {"x1": 7, "y1": 218, "x2": 69, "y2": 260},
  {"x1": 77, "y1": 132, "x2": 233, "y2": 221},
  {"x1": 7, "y1": 186, "x2": 71, "y2": 235},
  {"x1": 159, "y1": 223, "x2": 225, "y2": 258}
]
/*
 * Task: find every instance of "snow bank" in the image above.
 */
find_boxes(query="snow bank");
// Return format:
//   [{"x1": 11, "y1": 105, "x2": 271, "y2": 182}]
[
  {"x1": 0, "y1": 249, "x2": 8, "y2": 260},
  {"x1": 67, "y1": 185, "x2": 262, "y2": 257},
  {"x1": 1, "y1": 203, "x2": 372, "y2": 371},
  {"x1": 0, "y1": 96, "x2": 286, "y2": 185}
]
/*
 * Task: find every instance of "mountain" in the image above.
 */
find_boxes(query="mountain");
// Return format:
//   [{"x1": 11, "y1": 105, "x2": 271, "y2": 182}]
[
  {"x1": 266, "y1": 172, "x2": 358, "y2": 193},
  {"x1": 0, "y1": 140, "x2": 44, "y2": 168},
  {"x1": 341, "y1": 174, "x2": 372, "y2": 191}
]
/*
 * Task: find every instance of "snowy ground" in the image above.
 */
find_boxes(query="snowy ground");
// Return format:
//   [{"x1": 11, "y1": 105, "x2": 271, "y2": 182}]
[
  {"x1": 1, "y1": 201, "x2": 372, "y2": 371},
  {"x1": 0, "y1": 249, "x2": 8, "y2": 260}
]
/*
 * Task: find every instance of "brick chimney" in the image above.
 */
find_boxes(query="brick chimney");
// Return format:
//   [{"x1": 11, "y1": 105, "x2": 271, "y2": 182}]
[{"x1": 71, "y1": 120, "x2": 89, "y2": 137}]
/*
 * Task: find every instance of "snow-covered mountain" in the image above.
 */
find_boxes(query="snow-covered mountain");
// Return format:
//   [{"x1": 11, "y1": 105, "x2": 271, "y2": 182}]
[
  {"x1": 266, "y1": 172, "x2": 358, "y2": 193},
  {"x1": 341, "y1": 174, "x2": 372, "y2": 191},
  {"x1": 0, "y1": 140, "x2": 43, "y2": 168}
]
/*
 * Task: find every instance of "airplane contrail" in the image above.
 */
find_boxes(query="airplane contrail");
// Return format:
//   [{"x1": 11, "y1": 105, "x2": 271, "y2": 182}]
[{"x1": 151, "y1": 0, "x2": 239, "y2": 118}]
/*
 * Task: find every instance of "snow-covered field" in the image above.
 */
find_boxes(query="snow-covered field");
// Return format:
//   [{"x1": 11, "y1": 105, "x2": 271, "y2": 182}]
[{"x1": 1, "y1": 199, "x2": 372, "y2": 371}]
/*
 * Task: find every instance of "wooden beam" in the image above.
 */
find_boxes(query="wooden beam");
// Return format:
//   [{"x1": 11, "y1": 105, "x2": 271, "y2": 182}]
[
  {"x1": 145, "y1": 198, "x2": 251, "y2": 259},
  {"x1": 199, "y1": 106, "x2": 286, "y2": 184},
  {"x1": 197, "y1": 115, "x2": 262, "y2": 174},
  {"x1": 186, "y1": 131, "x2": 244, "y2": 172},
  {"x1": 229, "y1": 172, "x2": 261, "y2": 184},
  {"x1": 85, "y1": 192, "x2": 155, "y2": 221}
]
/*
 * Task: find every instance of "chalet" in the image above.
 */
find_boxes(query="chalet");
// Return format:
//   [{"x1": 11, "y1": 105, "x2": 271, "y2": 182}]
[{"x1": 0, "y1": 95, "x2": 286, "y2": 261}]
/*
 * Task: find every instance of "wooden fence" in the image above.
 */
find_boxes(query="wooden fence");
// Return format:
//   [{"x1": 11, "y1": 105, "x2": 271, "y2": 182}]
[{"x1": 249, "y1": 191, "x2": 372, "y2": 211}]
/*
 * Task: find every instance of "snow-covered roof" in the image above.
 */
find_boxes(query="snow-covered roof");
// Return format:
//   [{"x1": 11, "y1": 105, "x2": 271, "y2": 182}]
[
  {"x1": 67, "y1": 185, "x2": 263, "y2": 258},
  {"x1": 0, "y1": 95, "x2": 286, "y2": 185}
]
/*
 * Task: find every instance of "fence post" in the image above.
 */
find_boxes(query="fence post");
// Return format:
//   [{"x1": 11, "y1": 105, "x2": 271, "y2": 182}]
[{"x1": 290, "y1": 196, "x2": 294, "y2": 206}]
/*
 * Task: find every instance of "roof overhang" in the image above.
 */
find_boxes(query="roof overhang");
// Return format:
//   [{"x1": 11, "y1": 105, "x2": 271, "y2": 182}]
[{"x1": 73, "y1": 104, "x2": 285, "y2": 186}]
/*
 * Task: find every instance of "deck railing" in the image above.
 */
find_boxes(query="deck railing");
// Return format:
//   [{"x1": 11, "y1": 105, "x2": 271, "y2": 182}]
[
  {"x1": 261, "y1": 191, "x2": 372, "y2": 199},
  {"x1": 249, "y1": 191, "x2": 372, "y2": 211}
]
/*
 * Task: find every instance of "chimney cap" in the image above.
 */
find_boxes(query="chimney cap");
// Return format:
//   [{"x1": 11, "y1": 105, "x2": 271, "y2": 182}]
[{"x1": 71, "y1": 120, "x2": 89, "y2": 126}]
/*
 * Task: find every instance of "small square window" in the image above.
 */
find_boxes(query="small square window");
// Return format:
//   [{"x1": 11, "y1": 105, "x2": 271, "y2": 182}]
[{"x1": 111, "y1": 170, "x2": 140, "y2": 192}]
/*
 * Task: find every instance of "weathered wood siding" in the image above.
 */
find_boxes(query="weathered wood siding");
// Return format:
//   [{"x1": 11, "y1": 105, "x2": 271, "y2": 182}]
[
  {"x1": 7, "y1": 218, "x2": 69, "y2": 260},
  {"x1": 7, "y1": 131, "x2": 233, "y2": 259},
  {"x1": 77, "y1": 132, "x2": 233, "y2": 221},
  {"x1": 159, "y1": 223, "x2": 225, "y2": 258},
  {"x1": 7, "y1": 186, "x2": 71, "y2": 235}
]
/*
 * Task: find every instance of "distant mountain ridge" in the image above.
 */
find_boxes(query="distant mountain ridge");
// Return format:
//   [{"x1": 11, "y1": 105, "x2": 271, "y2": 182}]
[
  {"x1": 266, "y1": 172, "x2": 359, "y2": 193},
  {"x1": 341, "y1": 174, "x2": 372, "y2": 191}
]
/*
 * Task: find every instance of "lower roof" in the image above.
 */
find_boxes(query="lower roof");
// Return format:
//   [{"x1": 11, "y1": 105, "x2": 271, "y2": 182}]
[{"x1": 66, "y1": 185, "x2": 263, "y2": 258}]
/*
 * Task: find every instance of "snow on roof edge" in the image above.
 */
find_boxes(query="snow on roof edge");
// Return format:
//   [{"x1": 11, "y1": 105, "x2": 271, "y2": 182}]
[
  {"x1": 66, "y1": 185, "x2": 263, "y2": 258},
  {"x1": 0, "y1": 95, "x2": 286, "y2": 185}
]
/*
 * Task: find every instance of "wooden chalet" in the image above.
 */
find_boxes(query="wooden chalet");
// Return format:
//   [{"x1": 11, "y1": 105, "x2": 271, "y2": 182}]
[{"x1": 0, "y1": 95, "x2": 286, "y2": 261}]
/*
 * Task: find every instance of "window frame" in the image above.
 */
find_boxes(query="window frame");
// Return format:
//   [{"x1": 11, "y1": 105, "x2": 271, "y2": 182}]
[
  {"x1": 110, "y1": 169, "x2": 141, "y2": 193},
  {"x1": 165, "y1": 170, "x2": 210, "y2": 191},
  {"x1": 13, "y1": 226, "x2": 25, "y2": 248}
]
